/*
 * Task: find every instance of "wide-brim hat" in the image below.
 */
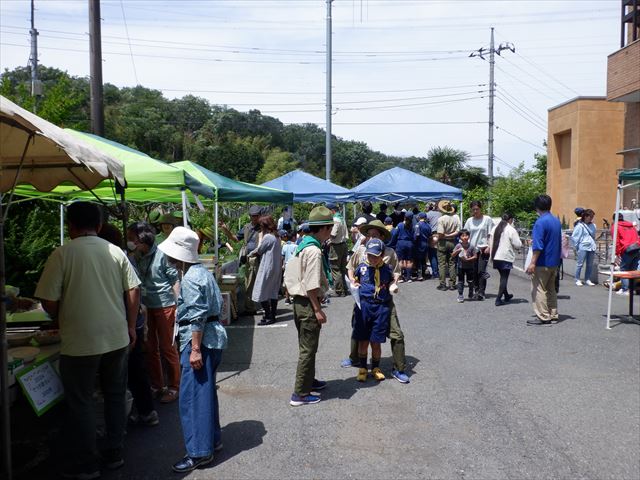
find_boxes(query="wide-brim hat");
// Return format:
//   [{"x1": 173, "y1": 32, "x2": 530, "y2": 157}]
[
  {"x1": 359, "y1": 219, "x2": 391, "y2": 241},
  {"x1": 437, "y1": 200, "x2": 455, "y2": 214},
  {"x1": 158, "y1": 227, "x2": 200, "y2": 264},
  {"x1": 249, "y1": 205, "x2": 262, "y2": 216},
  {"x1": 307, "y1": 206, "x2": 334, "y2": 226},
  {"x1": 158, "y1": 213, "x2": 180, "y2": 226},
  {"x1": 148, "y1": 210, "x2": 162, "y2": 224}
]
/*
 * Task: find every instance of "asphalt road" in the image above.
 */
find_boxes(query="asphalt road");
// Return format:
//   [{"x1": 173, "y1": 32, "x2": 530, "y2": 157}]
[{"x1": 23, "y1": 270, "x2": 640, "y2": 479}]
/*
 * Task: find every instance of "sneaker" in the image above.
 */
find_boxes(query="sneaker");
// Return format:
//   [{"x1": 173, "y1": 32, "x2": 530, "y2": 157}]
[
  {"x1": 407, "y1": 278, "x2": 413, "y2": 283},
  {"x1": 457, "y1": 294, "x2": 464, "y2": 303},
  {"x1": 101, "y1": 448, "x2": 124, "y2": 470},
  {"x1": 371, "y1": 367, "x2": 385, "y2": 381},
  {"x1": 340, "y1": 358, "x2": 356, "y2": 368},
  {"x1": 311, "y1": 379, "x2": 327, "y2": 391},
  {"x1": 290, "y1": 393, "x2": 321, "y2": 406},
  {"x1": 321, "y1": 297, "x2": 330, "y2": 305},
  {"x1": 138, "y1": 410, "x2": 159, "y2": 427},
  {"x1": 616, "y1": 289, "x2": 629, "y2": 296},
  {"x1": 436, "y1": 284, "x2": 447, "y2": 291},
  {"x1": 495, "y1": 299, "x2": 506, "y2": 306},
  {"x1": 391, "y1": 370, "x2": 410, "y2": 384},
  {"x1": 585, "y1": 280, "x2": 595, "y2": 286},
  {"x1": 172, "y1": 454, "x2": 214, "y2": 473},
  {"x1": 356, "y1": 368, "x2": 368, "y2": 382},
  {"x1": 284, "y1": 298, "x2": 292, "y2": 305},
  {"x1": 473, "y1": 293, "x2": 485, "y2": 301},
  {"x1": 60, "y1": 464, "x2": 100, "y2": 480},
  {"x1": 160, "y1": 388, "x2": 178, "y2": 404},
  {"x1": 576, "y1": 280, "x2": 584, "y2": 286}
]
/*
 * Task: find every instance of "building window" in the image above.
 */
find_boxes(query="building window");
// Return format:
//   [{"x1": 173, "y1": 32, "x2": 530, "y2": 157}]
[{"x1": 554, "y1": 131, "x2": 572, "y2": 169}]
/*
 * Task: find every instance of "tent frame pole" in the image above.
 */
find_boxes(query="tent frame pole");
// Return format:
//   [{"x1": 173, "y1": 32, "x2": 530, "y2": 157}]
[
  {"x1": 606, "y1": 185, "x2": 622, "y2": 330},
  {"x1": 60, "y1": 204, "x2": 65, "y2": 245},
  {"x1": 214, "y1": 193, "x2": 219, "y2": 273}
]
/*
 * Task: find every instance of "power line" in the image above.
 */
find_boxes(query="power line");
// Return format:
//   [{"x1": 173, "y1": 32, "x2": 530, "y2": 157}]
[
  {"x1": 495, "y1": 125, "x2": 545, "y2": 151},
  {"x1": 497, "y1": 86, "x2": 547, "y2": 125},
  {"x1": 495, "y1": 96, "x2": 547, "y2": 133},
  {"x1": 494, "y1": 64, "x2": 561, "y2": 103},
  {"x1": 119, "y1": 0, "x2": 138, "y2": 85},
  {"x1": 497, "y1": 54, "x2": 571, "y2": 100}
]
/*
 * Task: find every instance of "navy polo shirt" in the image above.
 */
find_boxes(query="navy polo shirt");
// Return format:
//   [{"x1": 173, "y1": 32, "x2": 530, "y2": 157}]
[{"x1": 531, "y1": 212, "x2": 562, "y2": 267}]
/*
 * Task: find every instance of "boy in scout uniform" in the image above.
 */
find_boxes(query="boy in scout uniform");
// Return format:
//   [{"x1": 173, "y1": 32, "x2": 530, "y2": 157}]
[
  {"x1": 284, "y1": 206, "x2": 335, "y2": 406},
  {"x1": 342, "y1": 220, "x2": 411, "y2": 384},
  {"x1": 326, "y1": 202, "x2": 349, "y2": 297},
  {"x1": 436, "y1": 201, "x2": 461, "y2": 291}
]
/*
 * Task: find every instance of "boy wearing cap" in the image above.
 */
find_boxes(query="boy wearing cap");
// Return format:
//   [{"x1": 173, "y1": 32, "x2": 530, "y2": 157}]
[
  {"x1": 345, "y1": 220, "x2": 410, "y2": 384},
  {"x1": 352, "y1": 239, "x2": 395, "y2": 382},
  {"x1": 414, "y1": 212, "x2": 432, "y2": 280},
  {"x1": 284, "y1": 206, "x2": 335, "y2": 406},
  {"x1": 326, "y1": 202, "x2": 349, "y2": 297}
]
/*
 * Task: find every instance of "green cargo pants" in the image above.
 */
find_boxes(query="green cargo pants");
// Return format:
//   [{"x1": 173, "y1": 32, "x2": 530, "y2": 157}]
[
  {"x1": 244, "y1": 256, "x2": 260, "y2": 314},
  {"x1": 329, "y1": 242, "x2": 348, "y2": 296},
  {"x1": 437, "y1": 240, "x2": 457, "y2": 287},
  {"x1": 292, "y1": 296, "x2": 322, "y2": 396},
  {"x1": 348, "y1": 298, "x2": 405, "y2": 371}
]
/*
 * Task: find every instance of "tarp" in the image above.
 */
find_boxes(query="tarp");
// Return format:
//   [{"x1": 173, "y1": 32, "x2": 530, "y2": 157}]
[
  {"x1": 619, "y1": 168, "x2": 640, "y2": 181},
  {"x1": 351, "y1": 166, "x2": 462, "y2": 202},
  {"x1": 12, "y1": 130, "x2": 213, "y2": 202},
  {"x1": 1, "y1": 96, "x2": 125, "y2": 192},
  {"x1": 261, "y1": 170, "x2": 353, "y2": 203},
  {"x1": 171, "y1": 161, "x2": 293, "y2": 203}
]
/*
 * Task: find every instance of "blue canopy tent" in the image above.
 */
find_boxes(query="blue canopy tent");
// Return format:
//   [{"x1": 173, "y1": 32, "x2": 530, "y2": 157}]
[
  {"x1": 351, "y1": 166, "x2": 463, "y2": 203},
  {"x1": 261, "y1": 170, "x2": 353, "y2": 203}
]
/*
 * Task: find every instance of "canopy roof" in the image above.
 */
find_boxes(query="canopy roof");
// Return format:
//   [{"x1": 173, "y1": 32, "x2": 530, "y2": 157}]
[
  {"x1": 1, "y1": 96, "x2": 124, "y2": 193},
  {"x1": 12, "y1": 130, "x2": 214, "y2": 202},
  {"x1": 171, "y1": 161, "x2": 293, "y2": 203},
  {"x1": 351, "y1": 167, "x2": 462, "y2": 202},
  {"x1": 261, "y1": 170, "x2": 353, "y2": 203},
  {"x1": 619, "y1": 168, "x2": 640, "y2": 181}
]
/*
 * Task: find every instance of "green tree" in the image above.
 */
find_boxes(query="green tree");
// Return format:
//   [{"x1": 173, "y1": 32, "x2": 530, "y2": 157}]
[
  {"x1": 422, "y1": 146, "x2": 489, "y2": 190},
  {"x1": 255, "y1": 149, "x2": 299, "y2": 184}
]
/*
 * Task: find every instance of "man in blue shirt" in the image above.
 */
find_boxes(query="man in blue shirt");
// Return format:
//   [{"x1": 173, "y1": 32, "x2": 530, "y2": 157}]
[{"x1": 526, "y1": 194, "x2": 562, "y2": 325}]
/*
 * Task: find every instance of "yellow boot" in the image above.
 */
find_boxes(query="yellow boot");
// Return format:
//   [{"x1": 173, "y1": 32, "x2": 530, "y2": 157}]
[
  {"x1": 356, "y1": 368, "x2": 368, "y2": 382},
  {"x1": 372, "y1": 367, "x2": 385, "y2": 381}
]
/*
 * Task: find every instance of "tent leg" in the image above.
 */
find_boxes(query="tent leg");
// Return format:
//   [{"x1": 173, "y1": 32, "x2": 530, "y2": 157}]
[
  {"x1": 60, "y1": 204, "x2": 65, "y2": 246},
  {"x1": 181, "y1": 190, "x2": 188, "y2": 227},
  {"x1": 0, "y1": 195, "x2": 13, "y2": 480},
  {"x1": 214, "y1": 200, "x2": 219, "y2": 272},
  {"x1": 606, "y1": 185, "x2": 623, "y2": 330},
  {"x1": 459, "y1": 201, "x2": 464, "y2": 225}
]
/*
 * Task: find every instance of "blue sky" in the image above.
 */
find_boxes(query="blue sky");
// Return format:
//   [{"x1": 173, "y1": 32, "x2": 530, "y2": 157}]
[{"x1": 0, "y1": 0, "x2": 621, "y2": 174}]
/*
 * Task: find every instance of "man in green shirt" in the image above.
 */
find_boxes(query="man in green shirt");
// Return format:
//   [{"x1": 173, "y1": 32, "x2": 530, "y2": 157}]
[{"x1": 36, "y1": 202, "x2": 140, "y2": 479}]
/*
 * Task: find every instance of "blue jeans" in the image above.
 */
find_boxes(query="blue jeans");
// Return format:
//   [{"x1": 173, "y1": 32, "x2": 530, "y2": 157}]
[
  {"x1": 179, "y1": 344, "x2": 222, "y2": 458},
  {"x1": 428, "y1": 247, "x2": 439, "y2": 277},
  {"x1": 59, "y1": 346, "x2": 129, "y2": 467},
  {"x1": 620, "y1": 250, "x2": 640, "y2": 291},
  {"x1": 575, "y1": 249, "x2": 594, "y2": 282}
]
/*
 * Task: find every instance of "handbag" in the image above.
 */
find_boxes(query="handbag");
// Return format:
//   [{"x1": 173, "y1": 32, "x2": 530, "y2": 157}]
[{"x1": 238, "y1": 245, "x2": 248, "y2": 265}]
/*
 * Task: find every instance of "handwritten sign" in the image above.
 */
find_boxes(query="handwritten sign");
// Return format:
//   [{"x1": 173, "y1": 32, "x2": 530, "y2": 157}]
[{"x1": 16, "y1": 362, "x2": 64, "y2": 416}]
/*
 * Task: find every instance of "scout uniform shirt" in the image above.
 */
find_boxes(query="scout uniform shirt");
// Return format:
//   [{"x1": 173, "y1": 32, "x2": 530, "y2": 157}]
[
  {"x1": 347, "y1": 243, "x2": 401, "y2": 278},
  {"x1": 330, "y1": 213, "x2": 348, "y2": 244},
  {"x1": 284, "y1": 241, "x2": 329, "y2": 297},
  {"x1": 436, "y1": 214, "x2": 461, "y2": 238}
]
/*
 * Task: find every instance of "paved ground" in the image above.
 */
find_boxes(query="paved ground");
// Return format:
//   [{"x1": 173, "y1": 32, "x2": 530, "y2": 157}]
[{"x1": 17, "y1": 270, "x2": 640, "y2": 479}]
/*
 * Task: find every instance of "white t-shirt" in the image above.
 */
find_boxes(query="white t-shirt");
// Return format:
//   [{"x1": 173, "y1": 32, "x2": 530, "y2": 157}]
[
  {"x1": 464, "y1": 215, "x2": 493, "y2": 249},
  {"x1": 35, "y1": 236, "x2": 141, "y2": 356}
]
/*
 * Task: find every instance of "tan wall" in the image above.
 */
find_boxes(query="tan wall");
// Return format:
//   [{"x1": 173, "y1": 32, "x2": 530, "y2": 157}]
[
  {"x1": 623, "y1": 102, "x2": 640, "y2": 169},
  {"x1": 607, "y1": 40, "x2": 640, "y2": 101},
  {"x1": 548, "y1": 99, "x2": 625, "y2": 227}
]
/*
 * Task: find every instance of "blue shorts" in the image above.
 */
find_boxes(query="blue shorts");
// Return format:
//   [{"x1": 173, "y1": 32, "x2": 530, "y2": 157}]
[
  {"x1": 352, "y1": 298, "x2": 390, "y2": 343},
  {"x1": 395, "y1": 240, "x2": 415, "y2": 261}
]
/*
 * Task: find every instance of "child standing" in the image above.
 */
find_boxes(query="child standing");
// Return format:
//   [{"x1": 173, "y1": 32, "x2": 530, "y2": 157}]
[
  {"x1": 352, "y1": 239, "x2": 395, "y2": 382},
  {"x1": 280, "y1": 230, "x2": 297, "y2": 304},
  {"x1": 452, "y1": 229, "x2": 478, "y2": 303}
]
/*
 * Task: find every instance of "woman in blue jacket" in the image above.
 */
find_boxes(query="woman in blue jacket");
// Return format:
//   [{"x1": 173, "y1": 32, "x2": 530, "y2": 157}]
[{"x1": 571, "y1": 208, "x2": 597, "y2": 286}]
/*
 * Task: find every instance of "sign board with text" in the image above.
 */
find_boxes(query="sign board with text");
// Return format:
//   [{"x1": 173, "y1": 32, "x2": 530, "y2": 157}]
[{"x1": 16, "y1": 362, "x2": 64, "y2": 416}]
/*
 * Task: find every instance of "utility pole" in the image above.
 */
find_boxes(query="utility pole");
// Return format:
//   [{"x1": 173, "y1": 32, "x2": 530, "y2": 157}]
[
  {"x1": 89, "y1": 0, "x2": 104, "y2": 136},
  {"x1": 470, "y1": 27, "x2": 515, "y2": 185},
  {"x1": 325, "y1": 0, "x2": 333, "y2": 181},
  {"x1": 29, "y1": 0, "x2": 42, "y2": 113}
]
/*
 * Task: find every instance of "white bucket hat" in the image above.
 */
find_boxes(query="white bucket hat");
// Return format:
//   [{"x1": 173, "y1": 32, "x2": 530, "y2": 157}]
[{"x1": 158, "y1": 227, "x2": 199, "y2": 264}]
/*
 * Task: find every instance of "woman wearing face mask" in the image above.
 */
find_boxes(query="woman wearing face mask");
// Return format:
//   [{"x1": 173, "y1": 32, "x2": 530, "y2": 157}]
[
  {"x1": 157, "y1": 227, "x2": 228, "y2": 474},
  {"x1": 126, "y1": 222, "x2": 181, "y2": 404}
]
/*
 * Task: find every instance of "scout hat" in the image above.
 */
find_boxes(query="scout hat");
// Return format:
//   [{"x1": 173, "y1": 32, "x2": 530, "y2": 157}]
[
  {"x1": 158, "y1": 227, "x2": 199, "y2": 264},
  {"x1": 307, "y1": 206, "x2": 334, "y2": 226},
  {"x1": 200, "y1": 226, "x2": 215, "y2": 240},
  {"x1": 148, "y1": 210, "x2": 162, "y2": 225},
  {"x1": 359, "y1": 219, "x2": 391, "y2": 241},
  {"x1": 365, "y1": 238, "x2": 385, "y2": 256},
  {"x1": 158, "y1": 213, "x2": 180, "y2": 226},
  {"x1": 437, "y1": 200, "x2": 456, "y2": 214}
]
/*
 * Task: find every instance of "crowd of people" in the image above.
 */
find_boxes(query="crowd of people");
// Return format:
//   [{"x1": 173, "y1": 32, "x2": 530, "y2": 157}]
[{"x1": 32, "y1": 194, "x2": 582, "y2": 477}]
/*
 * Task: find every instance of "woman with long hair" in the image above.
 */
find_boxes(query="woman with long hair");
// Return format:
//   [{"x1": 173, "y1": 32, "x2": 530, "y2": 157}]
[
  {"x1": 490, "y1": 213, "x2": 522, "y2": 306},
  {"x1": 249, "y1": 215, "x2": 282, "y2": 325},
  {"x1": 571, "y1": 208, "x2": 597, "y2": 286}
]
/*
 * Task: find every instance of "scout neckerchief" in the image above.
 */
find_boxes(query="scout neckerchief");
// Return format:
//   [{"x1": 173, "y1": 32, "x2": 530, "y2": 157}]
[
  {"x1": 295, "y1": 235, "x2": 333, "y2": 287},
  {"x1": 365, "y1": 258, "x2": 383, "y2": 298}
]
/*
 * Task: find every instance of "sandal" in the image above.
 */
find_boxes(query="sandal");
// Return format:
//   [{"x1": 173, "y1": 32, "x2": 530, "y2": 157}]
[{"x1": 160, "y1": 389, "x2": 179, "y2": 404}]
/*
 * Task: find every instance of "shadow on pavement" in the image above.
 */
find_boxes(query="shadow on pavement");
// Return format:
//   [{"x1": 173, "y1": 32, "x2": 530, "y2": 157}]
[
  {"x1": 212, "y1": 420, "x2": 267, "y2": 468},
  {"x1": 220, "y1": 314, "x2": 256, "y2": 375}
]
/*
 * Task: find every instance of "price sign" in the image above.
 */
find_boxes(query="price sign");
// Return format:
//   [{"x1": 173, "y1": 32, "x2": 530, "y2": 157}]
[{"x1": 16, "y1": 362, "x2": 64, "y2": 416}]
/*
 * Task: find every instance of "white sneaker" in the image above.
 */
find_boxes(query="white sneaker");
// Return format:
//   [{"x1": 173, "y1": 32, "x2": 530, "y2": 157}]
[
  {"x1": 616, "y1": 289, "x2": 629, "y2": 296},
  {"x1": 585, "y1": 280, "x2": 595, "y2": 286},
  {"x1": 575, "y1": 280, "x2": 583, "y2": 286}
]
